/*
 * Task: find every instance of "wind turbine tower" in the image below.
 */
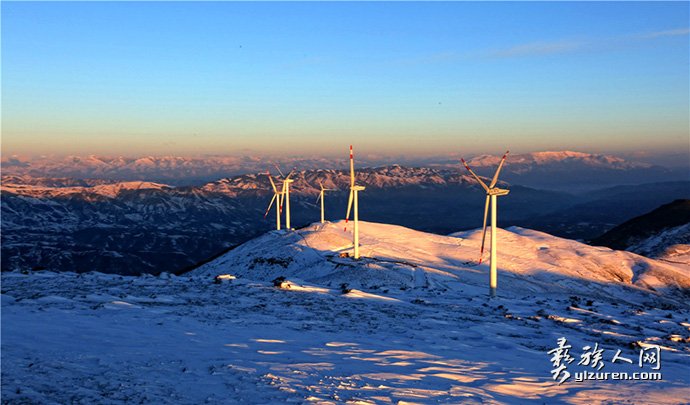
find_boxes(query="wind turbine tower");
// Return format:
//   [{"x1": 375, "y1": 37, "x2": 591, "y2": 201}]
[
  {"x1": 345, "y1": 145, "x2": 366, "y2": 259},
  {"x1": 461, "y1": 151, "x2": 510, "y2": 297},
  {"x1": 316, "y1": 181, "x2": 334, "y2": 224},
  {"x1": 283, "y1": 178, "x2": 293, "y2": 229},
  {"x1": 264, "y1": 172, "x2": 283, "y2": 230},
  {"x1": 280, "y1": 170, "x2": 295, "y2": 230}
]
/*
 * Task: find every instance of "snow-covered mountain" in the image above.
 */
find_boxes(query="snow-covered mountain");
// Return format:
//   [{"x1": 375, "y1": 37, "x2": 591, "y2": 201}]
[
  {"x1": 592, "y1": 200, "x2": 690, "y2": 266},
  {"x1": 199, "y1": 165, "x2": 483, "y2": 197},
  {"x1": 1, "y1": 180, "x2": 171, "y2": 199},
  {"x1": 1, "y1": 155, "x2": 353, "y2": 186},
  {"x1": 457, "y1": 151, "x2": 680, "y2": 191},
  {"x1": 3, "y1": 167, "x2": 688, "y2": 275},
  {"x1": 628, "y1": 224, "x2": 690, "y2": 266},
  {"x1": 3, "y1": 222, "x2": 689, "y2": 403},
  {"x1": 0, "y1": 166, "x2": 566, "y2": 275},
  {"x1": 191, "y1": 221, "x2": 690, "y2": 300},
  {"x1": 3, "y1": 150, "x2": 682, "y2": 189},
  {"x1": 0, "y1": 175, "x2": 114, "y2": 188},
  {"x1": 468, "y1": 151, "x2": 650, "y2": 170},
  {"x1": 2, "y1": 165, "x2": 486, "y2": 199}
]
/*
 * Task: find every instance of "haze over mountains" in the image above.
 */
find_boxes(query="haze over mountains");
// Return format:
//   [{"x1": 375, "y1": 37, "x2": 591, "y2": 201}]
[
  {"x1": 3, "y1": 150, "x2": 686, "y2": 189},
  {"x1": 2, "y1": 150, "x2": 688, "y2": 276}
]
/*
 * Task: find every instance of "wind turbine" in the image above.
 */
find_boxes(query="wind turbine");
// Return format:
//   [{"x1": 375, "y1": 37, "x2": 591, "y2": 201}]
[
  {"x1": 461, "y1": 151, "x2": 510, "y2": 297},
  {"x1": 282, "y1": 172, "x2": 294, "y2": 230},
  {"x1": 274, "y1": 164, "x2": 295, "y2": 230},
  {"x1": 344, "y1": 145, "x2": 366, "y2": 259},
  {"x1": 316, "y1": 181, "x2": 335, "y2": 224},
  {"x1": 264, "y1": 172, "x2": 283, "y2": 230}
]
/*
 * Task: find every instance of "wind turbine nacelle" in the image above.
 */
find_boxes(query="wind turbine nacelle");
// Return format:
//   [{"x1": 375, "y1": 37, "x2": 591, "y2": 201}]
[
  {"x1": 352, "y1": 185, "x2": 366, "y2": 191},
  {"x1": 488, "y1": 188, "x2": 510, "y2": 196}
]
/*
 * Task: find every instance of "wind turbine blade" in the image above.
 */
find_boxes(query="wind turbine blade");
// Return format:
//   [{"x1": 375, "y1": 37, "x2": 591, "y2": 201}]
[
  {"x1": 479, "y1": 195, "x2": 490, "y2": 264},
  {"x1": 489, "y1": 150, "x2": 510, "y2": 188},
  {"x1": 344, "y1": 189, "x2": 354, "y2": 230},
  {"x1": 285, "y1": 169, "x2": 295, "y2": 181},
  {"x1": 273, "y1": 164, "x2": 285, "y2": 178},
  {"x1": 349, "y1": 145, "x2": 355, "y2": 187},
  {"x1": 461, "y1": 158, "x2": 490, "y2": 192},
  {"x1": 319, "y1": 181, "x2": 324, "y2": 191},
  {"x1": 267, "y1": 173, "x2": 278, "y2": 193},
  {"x1": 316, "y1": 192, "x2": 321, "y2": 204},
  {"x1": 264, "y1": 194, "x2": 277, "y2": 218}
]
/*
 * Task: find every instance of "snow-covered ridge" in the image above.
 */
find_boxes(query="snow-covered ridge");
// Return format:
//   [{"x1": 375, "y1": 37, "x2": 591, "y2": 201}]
[
  {"x1": 2, "y1": 166, "x2": 484, "y2": 199},
  {"x1": 200, "y1": 166, "x2": 482, "y2": 197},
  {"x1": 191, "y1": 221, "x2": 690, "y2": 301},
  {"x1": 591, "y1": 199, "x2": 690, "y2": 266},
  {"x1": 2, "y1": 150, "x2": 656, "y2": 185},
  {"x1": 467, "y1": 150, "x2": 651, "y2": 171},
  {"x1": 1, "y1": 180, "x2": 171, "y2": 199},
  {"x1": 628, "y1": 223, "x2": 690, "y2": 266},
  {"x1": 1, "y1": 154, "x2": 342, "y2": 184}
]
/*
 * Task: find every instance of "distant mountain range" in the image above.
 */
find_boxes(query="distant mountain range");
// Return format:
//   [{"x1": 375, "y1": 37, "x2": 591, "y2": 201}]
[
  {"x1": 459, "y1": 151, "x2": 683, "y2": 191},
  {"x1": 2, "y1": 160, "x2": 688, "y2": 275},
  {"x1": 0, "y1": 166, "x2": 552, "y2": 275},
  {"x1": 4, "y1": 150, "x2": 686, "y2": 189}
]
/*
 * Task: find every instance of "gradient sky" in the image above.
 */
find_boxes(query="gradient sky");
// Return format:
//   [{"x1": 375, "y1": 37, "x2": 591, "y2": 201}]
[{"x1": 2, "y1": 1, "x2": 689, "y2": 158}]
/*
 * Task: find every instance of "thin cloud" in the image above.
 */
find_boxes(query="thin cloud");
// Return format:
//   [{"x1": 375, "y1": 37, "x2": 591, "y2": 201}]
[
  {"x1": 394, "y1": 27, "x2": 688, "y2": 65},
  {"x1": 486, "y1": 40, "x2": 585, "y2": 58},
  {"x1": 632, "y1": 28, "x2": 690, "y2": 40},
  {"x1": 483, "y1": 27, "x2": 688, "y2": 59}
]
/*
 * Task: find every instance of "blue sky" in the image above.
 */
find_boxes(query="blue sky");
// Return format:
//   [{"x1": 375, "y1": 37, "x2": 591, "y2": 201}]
[{"x1": 2, "y1": 1, "x2": 688, "y2": 157}]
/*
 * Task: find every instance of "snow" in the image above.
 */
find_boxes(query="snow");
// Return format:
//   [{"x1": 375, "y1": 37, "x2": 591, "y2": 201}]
[
  {"x1": 627, "y1": 223, "x2": 690, "y2": 268},
  {"x1": 1, "y1": 180, "x2": 171, "y2": 199},
  {"x1": 1, "y1": 150, "x2": 657, "y2": 189},
  {"x1": 467, "y1": 151, "x2": 650, "y2": 170},
  {"x1": 2, "y1": 222, "x2": 689, "y2": 403},
  {"x1": 192, "y1": 221, "x2": 690, "y2": 300}
]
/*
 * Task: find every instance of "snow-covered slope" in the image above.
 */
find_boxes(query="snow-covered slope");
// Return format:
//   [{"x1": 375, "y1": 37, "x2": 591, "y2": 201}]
[
  {"x1": 3, "y1": 222, "x2": 689, "y2": 403},
  {"x1": 627, "y1": 223, "x2": 690, "y2": 266},
  {"x1": 592, "y1": 199, "x2": 690, "y2": 267},
  {"x1": 192, "y1": 221, "x2": 690, "y2": 301},
  {"x1": 1, "y1": 180, "x2": 171, "y2": 198}
]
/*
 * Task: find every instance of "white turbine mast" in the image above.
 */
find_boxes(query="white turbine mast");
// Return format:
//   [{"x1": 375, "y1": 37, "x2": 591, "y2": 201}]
[
  {"x1": 344, "y1": 145, "x2": 366, "y2": 259},
  {"x1": 264, "y1": 171, "x2": 283, "y2": 231},
  {"x1": 316, "y1": 181, "x2": 335, "y2": 224},
  {"x1": 274, "y1": 164, "x2": 295, "y2": 230},
  {"x1": 461, "y1": 151, "x2": 510, "y2": 297}
]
